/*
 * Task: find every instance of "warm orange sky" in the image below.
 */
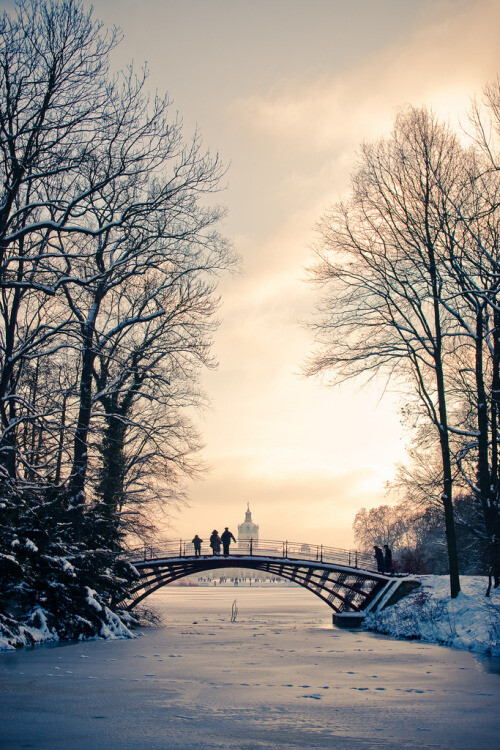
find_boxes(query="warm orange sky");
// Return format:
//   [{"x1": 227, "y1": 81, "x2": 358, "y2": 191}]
[{"x1": 84, "y1": 0, "x2": 499, "y2": 546}]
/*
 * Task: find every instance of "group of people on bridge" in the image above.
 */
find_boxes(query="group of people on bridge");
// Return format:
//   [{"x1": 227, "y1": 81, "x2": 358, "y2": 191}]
[
  {"x1": 374, "y1": 544, "x2": 392, "y2": 574},
  {"x1": 191, "y1": 528, "x2": 237, "y2": 557}
]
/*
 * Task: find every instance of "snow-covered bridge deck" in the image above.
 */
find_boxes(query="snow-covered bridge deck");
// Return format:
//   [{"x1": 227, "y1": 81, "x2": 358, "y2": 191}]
[{"x1": 125, "y1": 539, "x2": 420, "y2": 626}]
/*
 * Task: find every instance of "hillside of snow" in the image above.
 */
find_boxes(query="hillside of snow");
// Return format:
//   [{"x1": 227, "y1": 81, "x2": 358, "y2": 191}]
[{"x1": 363, "y1": 575, "x2": 500, "y2": 656}]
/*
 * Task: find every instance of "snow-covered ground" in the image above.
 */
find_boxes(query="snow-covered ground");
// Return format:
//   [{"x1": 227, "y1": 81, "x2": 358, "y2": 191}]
[
  {"x1": 1, "y1": 573, "x2": 498, "y2": 656},
  {"x1": 1, "y1": 585, "x2": 498, "y2": 750},
  {"x1": 364, "y1": 575, "x2": 500, "y2": 656}
]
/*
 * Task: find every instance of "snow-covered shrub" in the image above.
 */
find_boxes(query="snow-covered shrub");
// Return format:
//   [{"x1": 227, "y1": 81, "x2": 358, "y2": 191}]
[{"x1": 0, "y1": 483, "x2": 138, "y2": 649}]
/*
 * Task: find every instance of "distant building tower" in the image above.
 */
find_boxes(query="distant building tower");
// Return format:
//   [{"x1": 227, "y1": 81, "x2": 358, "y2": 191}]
[{"x1": 238, "y1": 503, "x2": 259, "y2": 551}]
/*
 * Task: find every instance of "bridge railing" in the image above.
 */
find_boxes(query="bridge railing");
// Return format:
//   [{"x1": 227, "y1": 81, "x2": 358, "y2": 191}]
[{"x1": 127, "y1": 538, "x2": 375, "y2": 571}]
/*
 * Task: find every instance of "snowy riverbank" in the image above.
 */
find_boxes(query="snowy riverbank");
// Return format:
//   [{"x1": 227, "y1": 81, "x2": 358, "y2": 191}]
[
  {"x1": 2, "y1": 575, "x2": 499, "y2": 656},
  {"x1": 364, "y1": 575, "x2": 500, "y2": 656},
  {"x1": 0, "y1": 602, "x2": 136, "y2": 652}
]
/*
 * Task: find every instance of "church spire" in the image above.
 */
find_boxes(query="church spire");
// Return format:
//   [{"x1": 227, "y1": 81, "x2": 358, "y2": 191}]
[{"x1": 238, "y1": 503, "x2": 259, "y2": 547}]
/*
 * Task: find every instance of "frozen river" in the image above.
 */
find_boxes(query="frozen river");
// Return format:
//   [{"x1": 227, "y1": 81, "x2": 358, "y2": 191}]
[{"x1": 1, "y1": 586, "x2": 499, "y2": 749}]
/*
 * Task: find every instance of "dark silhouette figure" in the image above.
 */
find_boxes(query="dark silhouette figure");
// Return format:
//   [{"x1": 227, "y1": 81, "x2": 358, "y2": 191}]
[
  {"x1": 374, "y1": 545, "x2": 384, "y2": 573},
  {"x1": 221, "y1": 527, "x2": 236, "y2": 556},
  {"x1": 210, "y1": 530, "x2": 221, "y2": 555},
  {"x1": 192, "y1": 535, "x2": 203, "y2": 556},
  {"x1": 384, "y1": 544, "x2": 392, "y2": 574}
]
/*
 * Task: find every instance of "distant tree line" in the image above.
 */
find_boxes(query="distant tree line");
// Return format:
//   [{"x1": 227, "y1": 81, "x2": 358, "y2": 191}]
[
  {"x1": 0, "y1": 0, "x2": 232, "y2": 645},
  {"x1": 308, "y1": 84, "x2": 500, "y2": 597}
]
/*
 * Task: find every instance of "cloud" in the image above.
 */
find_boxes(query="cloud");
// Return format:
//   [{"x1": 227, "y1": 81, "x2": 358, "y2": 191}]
[{"x1": 230, "y1": 0, "x2": 500, "y2": 167}]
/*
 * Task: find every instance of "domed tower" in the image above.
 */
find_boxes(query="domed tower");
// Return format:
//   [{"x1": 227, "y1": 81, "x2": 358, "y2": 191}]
[{"x1": 238, "y1": 503, "x2": 259, "y2": 550}]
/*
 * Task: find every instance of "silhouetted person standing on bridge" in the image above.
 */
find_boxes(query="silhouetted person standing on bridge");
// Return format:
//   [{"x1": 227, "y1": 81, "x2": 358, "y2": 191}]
[
  {"x1": 192, "y1": 535, "x2": 203, "y2": 556},
  {"x1": 374, "y1": 545, "x2": 384, "y2": 573},
  {"x1": 384, "y1": 544, "x2": 392, "y2": 574},
  {"x1": 221, "y1": 527, "x2": 236, "y2": 556},
  {"x1": 210, "y1": 530, "x2": 221, "y2": 555}
]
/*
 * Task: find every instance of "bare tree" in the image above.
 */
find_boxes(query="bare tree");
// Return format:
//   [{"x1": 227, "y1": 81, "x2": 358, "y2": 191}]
[
  {"x1": 307, "y1": 107, "x2": 467, "y2": 596},
  {"x1": 88, "y1": 263, "x2": 222, "y2": 546},
  {"x1": 0, "y1": 0, "x2": 231, "y2": 512},
  {"x1": 0, "y1": 0, "x2": 125, "y2": 478},
  {"x1": 0, "y1": 0, "x2": 233, "y2": 642}
]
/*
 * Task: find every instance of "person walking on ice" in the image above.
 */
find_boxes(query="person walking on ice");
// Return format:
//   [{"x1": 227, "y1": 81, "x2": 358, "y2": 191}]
[{"x1": 221, "y1": 527, "x2": 236, "y2": 556}]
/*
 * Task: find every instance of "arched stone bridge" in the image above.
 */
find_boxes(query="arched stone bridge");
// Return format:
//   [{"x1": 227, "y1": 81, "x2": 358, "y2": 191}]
[{"x1": 125, "y1": 539, "x2": 419, "y2": 627}]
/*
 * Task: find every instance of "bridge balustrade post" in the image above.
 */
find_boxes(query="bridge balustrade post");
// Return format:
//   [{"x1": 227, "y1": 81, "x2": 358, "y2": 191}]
[
  {"x1": 316, "y1": 546, "x2": 319, "y2": 561},
  {"x1": 349, "y1": 551, "x2": 351, "y2": 566},
  {"x1": 285, "y1": 541, "x2": 288, "y2": 558},
  {"x1": 355, "y1": 552, "x2": 358, "y2": 568},
  {"x1": 320, "y1": 544, "x2": 323, "y2": 563},
  {"x1": 250, "y1": 538, "x2": 253, "y2": 556},
  {"x1": 179, "y1": 539, "x2": 182, "y2": 557}
]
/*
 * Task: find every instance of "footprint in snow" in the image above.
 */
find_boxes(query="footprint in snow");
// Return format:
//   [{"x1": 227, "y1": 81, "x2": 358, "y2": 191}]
[{"x1": 302, "y1": 694, "x2": 322, "y2": 700}]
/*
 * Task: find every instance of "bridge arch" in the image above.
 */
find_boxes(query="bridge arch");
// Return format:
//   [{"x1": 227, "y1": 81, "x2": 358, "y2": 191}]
[
  {"x1": 123, "y1": 543, "x2": 409, "y2": 621},
  {"x1": 127, "y1": 558, "x2": 379, "y2": 613}
]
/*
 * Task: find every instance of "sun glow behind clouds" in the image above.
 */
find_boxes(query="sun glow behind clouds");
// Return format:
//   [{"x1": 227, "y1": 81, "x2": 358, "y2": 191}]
[{"x1": 87, "y1": 0, "x2": 500, "y2": 547}]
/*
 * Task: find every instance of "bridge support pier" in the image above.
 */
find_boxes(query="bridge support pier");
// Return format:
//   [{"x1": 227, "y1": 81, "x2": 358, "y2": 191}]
[
  {"x1": 332, "y1": 612, "x2": 365, "y2": 628},
  {"x1": 332, "y1": 577, "x2": 421, "y2": 628}
]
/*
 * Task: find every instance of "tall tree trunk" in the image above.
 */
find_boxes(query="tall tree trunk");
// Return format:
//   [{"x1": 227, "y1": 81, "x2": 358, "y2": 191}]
[
  {"x1": 0, "y1": 283, "x2": 23, "y2": 479},
  {"x1": 426, "y1": 201, "x2": 460, "y2": 597},
  {"x1": 68, "y1": 322, "x2": 96, "y2": 515},
  {"x1": 54, "y1": 393, "x2": 68, "y2": 485},
  {"x1": 487, "y1": 307, "x2": 500, "y2": 591},
  {"x1": 475, "y1": 308, "x2": 492, "y2": 521},
  {"x1": 96, "y1": 408, "x2": 128, "y2": 549},
  {"x1": 434, "y1": 354, "x2": 461, "y2": 597}
]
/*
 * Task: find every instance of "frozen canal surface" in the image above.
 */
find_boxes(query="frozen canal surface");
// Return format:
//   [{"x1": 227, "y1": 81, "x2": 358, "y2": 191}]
[{"x1": 1, "y1": 586, "x2": 499, "y2": 750}]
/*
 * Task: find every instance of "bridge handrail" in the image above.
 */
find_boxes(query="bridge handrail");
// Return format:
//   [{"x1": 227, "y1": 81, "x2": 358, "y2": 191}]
[{"x1": 126, "y1": 538, "x2": 375, "y2": 571}]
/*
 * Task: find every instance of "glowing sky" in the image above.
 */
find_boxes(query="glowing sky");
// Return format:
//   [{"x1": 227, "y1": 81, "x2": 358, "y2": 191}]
[{"x1": 77, "y1": 0, "x2": 500, "y2": 545}]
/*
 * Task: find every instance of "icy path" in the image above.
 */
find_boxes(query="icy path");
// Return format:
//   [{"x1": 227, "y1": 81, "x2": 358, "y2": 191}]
[{"x1": 1, "y1": 586, "x2": 498, "y2": 750}]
